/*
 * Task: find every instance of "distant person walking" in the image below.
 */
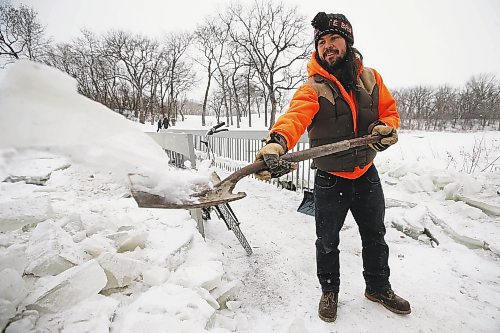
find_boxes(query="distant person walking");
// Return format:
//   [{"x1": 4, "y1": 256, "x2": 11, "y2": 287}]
[
  {"x1": 156, "y1": 119, "x2": 162, "y2": 132},
  {"x1": 163, "y1": 117, "x2": 170, "y2": 129}
]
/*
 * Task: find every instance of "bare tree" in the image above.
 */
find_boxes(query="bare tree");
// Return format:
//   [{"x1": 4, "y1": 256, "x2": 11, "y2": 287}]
[
  {"x1": 465, "y1": 74, "x2": 499, "y2": 129},
  {"x1": 208, "y1": 89, "x2": 224, "y2": 123},
  {"x1": 73, "y1": 30, "x2": 109, "y2": 103},
  {"x1": 162, "y1": 32, "x2": 192, "y2": 122},
  {"x1": 194, "y1": 18, "x2": 221, "y2": 126},
  {"x1": 44, "y1": 42, "x2": 80, "y2": 79},
  {"x1": 208, "y1": 19, "x2": 232, "y2": 126},
  {"x1": 227, "y1": 41, "x2": 249, "y2": 128},
  {"x1": 407, "y1": 86, "x2": 433, "y2": 130},
  {"x1": 104, "y1": 31, "x2": 158, "y2": 123},
  {"x1": 431, "y1": 85, "x2": 456, "y2": 130},
  {"x1": 226, "y1": 0, "x2": 311, "y2": 128},
  {"x1": 0, "y1": 2, "x2": 50, "y2": 63}
]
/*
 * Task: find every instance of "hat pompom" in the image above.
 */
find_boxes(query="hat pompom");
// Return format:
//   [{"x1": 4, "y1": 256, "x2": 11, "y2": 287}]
[{"x1": 311, "y1": 12, "x2": 330, "y2": 30}]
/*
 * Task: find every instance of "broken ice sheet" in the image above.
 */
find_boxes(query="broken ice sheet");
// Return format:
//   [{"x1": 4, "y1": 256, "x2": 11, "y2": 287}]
[
  {"x1": 1, "y1": 149, "x2": 70, "y2": 185},
  {"x1": 25, "y1": 221, "x2": 91, "y2": 276},
  {"x1": 22, "y1": 259, "x2": 107, "y2": 313}
]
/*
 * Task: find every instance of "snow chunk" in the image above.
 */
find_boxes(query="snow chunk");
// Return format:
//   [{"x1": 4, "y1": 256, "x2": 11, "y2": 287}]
[
  {"x1": 170, "y1": 260, "x2": 224, "y2": 291},
  {"x1": 79, "y1": 234, "x2": 116, "y2": 257},
  {"x1": 0, "y1": 299, "x2": 16, "y2": 332},
  {"x1": 0, "y1": 244, "x2": 28, "y2": 274},
  {"x1": 0, "y1": 194, "x2": 52, "y2": 232},
  {"x1": 34, "y1": 294, "x2": 118, "y2": 333},
  {"x1": 444, "y1": 182, "x2": 461, "y2": 200},
  {"x1": 142, "y1": 227, "x2": 194, "y2": 267},
  {"x1": 4, "y1": 310, "x2": 38, "y2": 333},
  {"x1": 457, "y1": 174, "x2": 482, "y2": 195},
  {"x1": 115, "y1": 230, "x2": 148, "y2": 252},
  {"x1": 388, "y1": 164, "x2": 409, "y2": 178},
  {"x1": 112, "y1": 283, "x2": 216, "y2": 332},
  {"x1": 97, "y1": 252, "x2": 143, "y2": 290},
  {"x1": 142, "y1": 266, "x2": 171, "y2": 287},
  {"x1": 211, "y1": 313, "x2": 237, "y2": 331},
  {"x1": 400, "y1": 172, "x2": 436, "y2": 193},
  {"x1": 105, "y1": 230, "x2": 148, "y2": 252},
  {"x1": 80, "y1": 212, "x2": 117, "y2": 235},
  {"x1": 403, "y1": 205, "x2": 428, "y2": 228},
  {"x1": 210, "y1": 280, "x2": 241, "y2": 309},
  {"x1": 0, "y1": 268, "x2": 28, "y2": 331},
  {"x1": 23, "y1": 259, "x2": 107, "y2": 313},
  {"x1": 25, "y1": 221, "x2": 91, "y2": 276},
  {"x1": 226, "y1": 300, "x2": 242, "y2": 311},
  {"x1": 432, "y1": 172, "x2": 456, "y2": 189},
  {"x1": 0, "y1": 268, "x2": 28, "y2": 303}
]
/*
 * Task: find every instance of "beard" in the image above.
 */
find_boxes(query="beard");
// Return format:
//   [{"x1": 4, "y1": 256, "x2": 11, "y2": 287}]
[
  {"x1": 318, "y1": 54, "x2": 347, "y2": 75},
  {"x1": 320, "y1": 47, "x2": 347, "y2": 71},
  {"x1": 316, "y1": 45, "x2": 358, "y2": 92}
]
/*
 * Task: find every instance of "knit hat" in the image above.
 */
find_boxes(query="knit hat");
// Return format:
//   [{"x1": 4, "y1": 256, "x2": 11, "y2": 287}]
[{"x1": 312, "y1": 12, "x2": 354, "y2": 48}]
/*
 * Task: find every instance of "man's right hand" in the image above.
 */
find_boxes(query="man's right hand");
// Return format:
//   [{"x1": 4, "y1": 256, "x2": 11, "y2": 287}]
[{"x1": 254, "y1": 143, "x2": 296, "y2": 180}]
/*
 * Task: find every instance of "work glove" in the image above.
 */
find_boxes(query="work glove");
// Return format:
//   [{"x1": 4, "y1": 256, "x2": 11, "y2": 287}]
[
  {"x1": 368, "y1": 121, "x2": 398, "y2": 152},
  {"x1": 254, "y1": 134, "x2": 297, "y2": 180}
]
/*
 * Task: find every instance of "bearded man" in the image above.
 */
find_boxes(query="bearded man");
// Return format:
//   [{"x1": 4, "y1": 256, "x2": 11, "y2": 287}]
[{"x1": 254, "y1": 12, "x2": 411, "y2": 322}]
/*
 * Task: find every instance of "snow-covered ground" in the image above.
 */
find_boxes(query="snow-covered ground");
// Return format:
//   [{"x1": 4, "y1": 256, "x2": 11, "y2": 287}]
[{"x1": 1, "y1": 61, "x2": 499, "y2": 332}]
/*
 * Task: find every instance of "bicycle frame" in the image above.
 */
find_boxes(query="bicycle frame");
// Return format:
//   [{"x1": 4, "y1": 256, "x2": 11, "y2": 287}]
[{"x1": 201, "y1": 123, "x2": 253, "y2": 255}]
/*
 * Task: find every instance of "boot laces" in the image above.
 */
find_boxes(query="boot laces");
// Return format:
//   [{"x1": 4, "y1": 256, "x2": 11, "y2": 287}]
[
  {"x1": 323, "y1": 292, "x2": 337, "y2": 306},
  {"x1": 386, "y1": 289, "x2": 395, "y2": 299}
]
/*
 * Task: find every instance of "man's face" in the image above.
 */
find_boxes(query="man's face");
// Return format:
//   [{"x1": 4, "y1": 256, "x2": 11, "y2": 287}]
[{"x1": 317, "y1": 33, "x2": 347, "y2": 67}]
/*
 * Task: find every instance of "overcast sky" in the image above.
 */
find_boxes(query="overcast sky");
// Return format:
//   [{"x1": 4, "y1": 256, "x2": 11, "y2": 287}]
[{"x1": 11, "y1": 0, "x2": 500, "y2": 90}]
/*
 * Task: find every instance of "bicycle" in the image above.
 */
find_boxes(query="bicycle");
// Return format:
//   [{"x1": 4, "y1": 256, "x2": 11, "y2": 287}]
[{"x1": 199, "y1": 122, "x2": 253, "y2": 255}]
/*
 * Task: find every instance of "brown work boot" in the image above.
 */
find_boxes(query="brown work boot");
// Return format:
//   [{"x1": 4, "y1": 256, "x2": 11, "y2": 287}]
[
  {"x1": 318, "y1": 292, "x2": 338, "y2": 322},
  {"x1": 365, "y1": 289, "x2": 411, "y2": 314}
]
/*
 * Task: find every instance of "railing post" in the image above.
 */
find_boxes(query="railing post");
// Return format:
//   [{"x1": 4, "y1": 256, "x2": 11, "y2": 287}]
[
  {"x1": 189, "y1": 208, "x2": 204, "y2": 237},
  {"x1": 184, "y1": 134, "x2": 204, "y2": 237}
]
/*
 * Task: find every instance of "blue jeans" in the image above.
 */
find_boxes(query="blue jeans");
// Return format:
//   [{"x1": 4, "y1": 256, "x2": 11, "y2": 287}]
[{"x1": 314, "y1": 165, "x2": 391, "y2": 293}]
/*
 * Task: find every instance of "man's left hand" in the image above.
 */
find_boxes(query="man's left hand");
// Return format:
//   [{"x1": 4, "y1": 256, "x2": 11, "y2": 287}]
[{"x1": 369, "y1": 123, "x2": 398, "y2": 152}]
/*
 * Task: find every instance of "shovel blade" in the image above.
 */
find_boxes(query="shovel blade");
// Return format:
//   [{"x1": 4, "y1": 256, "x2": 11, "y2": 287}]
[
  {"x1": 128, "y1": 172, "x2": 246, "y2": 209},
  {"x1": 130, "y1": 188, "x2": 246, "y2": 209}
]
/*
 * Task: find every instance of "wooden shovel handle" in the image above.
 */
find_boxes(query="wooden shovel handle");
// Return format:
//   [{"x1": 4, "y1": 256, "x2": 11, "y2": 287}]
[
  {"x1": 282, "y1": 135, "x2": 381, "y2": 163},
  {"x1": 216, "y1": 135, "x2": 382, "y2": 191}
]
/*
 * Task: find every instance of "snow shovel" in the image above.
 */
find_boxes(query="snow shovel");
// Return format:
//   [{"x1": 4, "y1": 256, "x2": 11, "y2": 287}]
[
  {"x1": 297, "y1": 189, "x2": 315, "y2": 216},
  {"x1": 129, "y1": 135, "x2": 382, "y2": 209}
]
